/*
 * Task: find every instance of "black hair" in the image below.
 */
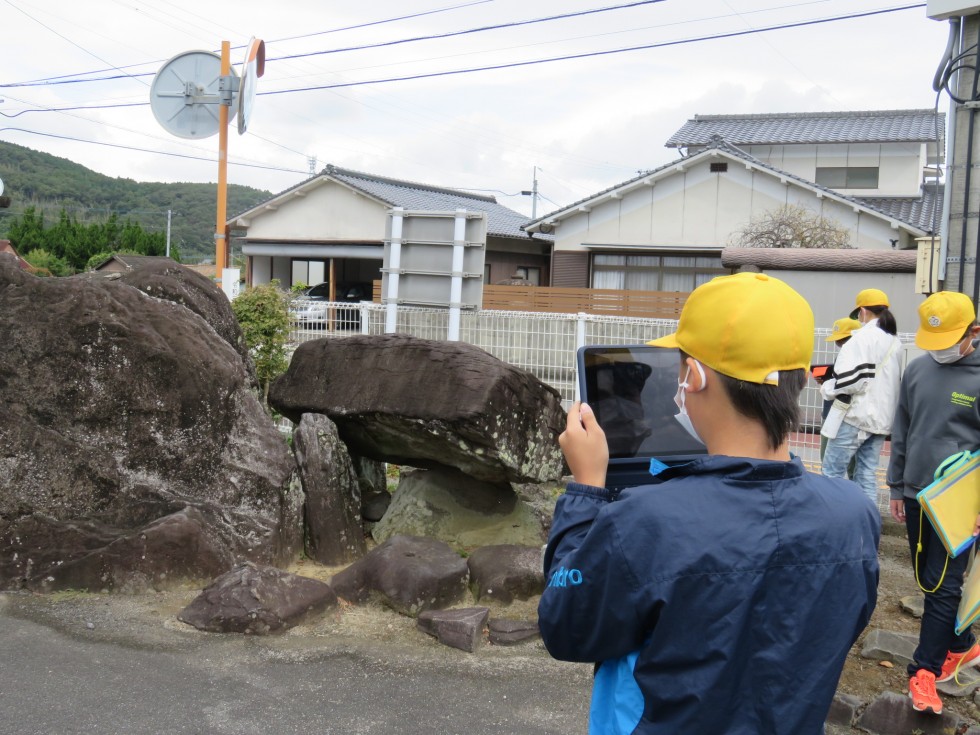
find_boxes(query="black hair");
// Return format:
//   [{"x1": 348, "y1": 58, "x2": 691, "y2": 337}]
[
  {"x1": 864, "y1": 305, "x2": 897, "y2": 335},
  {"x1": 716, "y1": 371, "x2": 807, "y2": 451},
  {"x1": 679, "y1": 351, "x2": 806, "y2": 451},
  {"x1": 960, "y1": 321, "x2": 980, "y2": 341}
]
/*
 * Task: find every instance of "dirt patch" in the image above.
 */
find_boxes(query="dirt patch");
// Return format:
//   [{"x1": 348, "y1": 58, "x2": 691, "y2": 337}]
[
  {"x1": 3, "y1": 518, "x2": 977, "y2": 727},
  {"x1": 837, "y1": 522, "x2": 980, "y2": 726}
]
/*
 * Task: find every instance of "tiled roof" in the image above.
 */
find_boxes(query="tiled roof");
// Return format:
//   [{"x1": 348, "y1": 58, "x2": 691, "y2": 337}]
[
  {"x1": 666, "y1": 110, "x2": 944, "y2": 148},
  {"x1": 855, "y1": 183, "x2": 944, "y2": 234},
  {"x1": 235, "y1": 164, "x2": 542, "y2": 241}
]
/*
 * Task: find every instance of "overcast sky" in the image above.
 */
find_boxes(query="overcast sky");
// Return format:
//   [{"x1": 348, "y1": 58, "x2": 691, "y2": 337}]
[{"x1": 0, "y1": 0, "x2": 954, "y2": 218}]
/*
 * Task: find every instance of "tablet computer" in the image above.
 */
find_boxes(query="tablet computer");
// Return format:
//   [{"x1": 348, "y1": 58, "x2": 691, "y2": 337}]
[{"x1": 576, "y1": 344, "x2": 707, "y2": 489}]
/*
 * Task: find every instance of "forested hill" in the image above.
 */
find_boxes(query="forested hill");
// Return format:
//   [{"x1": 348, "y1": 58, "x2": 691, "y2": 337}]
[{"x1": 0, "y1": 140, "x2": 274, "y2": 262}]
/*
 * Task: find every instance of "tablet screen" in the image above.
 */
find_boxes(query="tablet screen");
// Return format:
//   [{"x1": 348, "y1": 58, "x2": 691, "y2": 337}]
[{"x1": 578, "y1": 345, "x2": 707, "y2": 460}]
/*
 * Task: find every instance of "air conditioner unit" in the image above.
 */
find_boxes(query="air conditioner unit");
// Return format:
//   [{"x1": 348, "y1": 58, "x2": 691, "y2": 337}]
[{"x1": 928, "y1": 1, "x2": 980, "y2": 19}]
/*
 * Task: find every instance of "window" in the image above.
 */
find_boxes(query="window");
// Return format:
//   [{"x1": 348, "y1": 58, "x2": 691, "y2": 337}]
[
  {"x1": 814, "y1": 166, "x2": 879, "y2": 189},
  {"x1": 514, "y1": 266, "x2": 541, "y2": 285},
  {"x1": 290, "y1": 259, "x2": 326, "y2": 288},
  {"x1": 710, "y1": 162, "x2": 728, "y2": 173},
  {"x1": 591, "y1": 253, "x2": 727, "y2": 292}
]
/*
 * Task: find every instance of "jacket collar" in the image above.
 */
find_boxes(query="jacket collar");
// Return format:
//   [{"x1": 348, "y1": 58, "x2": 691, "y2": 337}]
[{"x1": 650, "y1": 454, "x2": 805, "y2": 484}]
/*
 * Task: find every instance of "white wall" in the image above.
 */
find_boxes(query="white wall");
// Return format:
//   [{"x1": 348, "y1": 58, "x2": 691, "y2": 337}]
[
  {"x1": 242, "y1": 180, "x2": 388, "y2": 241},
  {"x1": 742, "y1": 142, "x2": 924, "y2": 197},
  {"x1": 552, "y1": 157, "x2": 914, "y2": 253},
  {"x1": 762, "y1": 270, "x2": 921, "y2": 334}
]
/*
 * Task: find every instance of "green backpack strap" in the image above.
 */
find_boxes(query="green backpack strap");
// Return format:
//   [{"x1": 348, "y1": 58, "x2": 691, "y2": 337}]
[{"x1": 934, "y1": 450, "x2": 974, "y2": 481}]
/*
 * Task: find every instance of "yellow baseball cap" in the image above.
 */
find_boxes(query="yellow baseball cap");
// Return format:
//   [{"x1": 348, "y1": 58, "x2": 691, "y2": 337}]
[
  {"x1": 849, "y1": 288, "x2": 889, "y2": 319},
  {"x1": 647, "y1": 272, "x2": 814, "y2": 385},
  {"x1": 825, "y1": 317, "x2": 862, "y2": 343},
  {"x1": 915, "y1": 291, "x2": 977, "y2": 350}
]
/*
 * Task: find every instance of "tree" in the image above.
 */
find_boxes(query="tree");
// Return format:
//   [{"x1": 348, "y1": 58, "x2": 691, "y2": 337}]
[
  {"x1": 7, "y1": 206, "x2": 46, "y2": 254},
  {"x1": 22, "y1": 248, "x2": 71, "y2": 277},
  {"x1": 230, "y1": 281, "x2": 290, "y2": 408},
  {"x1": 729, "y1": 204, "x2": 853, "y2": 250}
]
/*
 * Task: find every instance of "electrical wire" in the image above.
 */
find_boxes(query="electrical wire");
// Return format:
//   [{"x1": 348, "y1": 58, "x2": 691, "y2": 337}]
[
  {"x1": 0, "y1": 4, "x2": 927, "y2": 115},
  {"x1": 260, "y1": 4, "x2": 927, "y2": 96},
  {"x1": 2, "y1": 0, "x2": 497, "y2": 88},
  {"x1": 272, "y1": 0, "x2": 666, "y2": 62},
  {"x1": 0, "y1": 127, "x2": 309, "y2": 175},
  {"x1": 2, "y1": 0, "x2": 150, "y2": 88}
]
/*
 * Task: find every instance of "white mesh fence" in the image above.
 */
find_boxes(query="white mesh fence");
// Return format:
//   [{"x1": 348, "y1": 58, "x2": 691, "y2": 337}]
[{"x1": 287, "y1": 304, "x2": 917, "y2": 512}]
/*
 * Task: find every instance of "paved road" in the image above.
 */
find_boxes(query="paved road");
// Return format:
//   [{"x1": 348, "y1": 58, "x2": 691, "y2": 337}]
[{"x1": 0, "y1": 593, "x2": 591, "y2": 735}]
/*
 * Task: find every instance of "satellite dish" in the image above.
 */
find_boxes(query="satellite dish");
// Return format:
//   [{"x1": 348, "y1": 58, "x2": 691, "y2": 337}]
[
  {"x1": 238, "y1": 37, "x2": 266, "y2": 135},
  {"x1": 150, "y1": 50, "x2": 238, "y2": 139}
]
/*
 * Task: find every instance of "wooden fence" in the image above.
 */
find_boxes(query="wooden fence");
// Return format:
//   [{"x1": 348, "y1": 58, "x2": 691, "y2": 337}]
[{"x1": 371, "y1": 282, "x2": 688, "y2": 319}]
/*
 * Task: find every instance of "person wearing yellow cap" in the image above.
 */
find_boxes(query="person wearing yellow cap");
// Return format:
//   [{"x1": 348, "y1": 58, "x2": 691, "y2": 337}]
[
  {"x1": 816, "y1": 317, "x2": 862, "y2": 471},
  {"x1": 538, "y1": 272, "x2": 880, "y2": 735},
  {"x1": 820, "y1": 288, "x2": 902, "y2": 506},
  {"x1": 886, "y1": 291, "x2": 980, "y2": 715}
]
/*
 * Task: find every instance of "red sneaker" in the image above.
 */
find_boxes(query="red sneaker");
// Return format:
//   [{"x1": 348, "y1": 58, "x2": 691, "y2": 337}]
[
  {"x1": 938, "y1": 642, "x2": 980, "y2": 683},
  {"x1": 909, "y1": 669, "x2": 943, "y2": 714}
]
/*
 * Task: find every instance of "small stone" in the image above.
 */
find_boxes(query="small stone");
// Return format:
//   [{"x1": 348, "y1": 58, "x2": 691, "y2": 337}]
[
  {"x1": 86, "y1": 622, "x2": 94, "y2": 630},
  {"x1": 899, "y1": 595, "x2": 924, "y2": 618},
  {"x1": 878, "y1": 660, "x2": 893, "y2": 668}
]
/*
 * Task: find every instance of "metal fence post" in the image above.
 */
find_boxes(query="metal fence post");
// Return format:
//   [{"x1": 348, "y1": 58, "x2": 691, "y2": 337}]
[
  {"x1": 447, "y1": 209, "x2": 466, "y2": 341},
  {"x1": 385, "y1": 208, "x2": 403, "y2": 334}
]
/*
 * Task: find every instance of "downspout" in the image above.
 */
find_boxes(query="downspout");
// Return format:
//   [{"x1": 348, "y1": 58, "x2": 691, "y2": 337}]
[{"x1": 937, "y1": 18, "x2": 961, "y2": 284}]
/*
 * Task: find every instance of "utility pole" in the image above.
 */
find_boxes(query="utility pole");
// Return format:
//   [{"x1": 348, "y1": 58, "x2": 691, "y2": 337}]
[
  {"x1": 308, "y1": 155, "x2": 318, "y2": 176},
  {"x1": 165, "y1": 209, "x2": 172, "y2": 258},
  {"x1": 521, "y1": 166, "x2": 539, "y2": 219},
  {"x1": 937, "y1": 9, "x2": 980, "y2": 300}
]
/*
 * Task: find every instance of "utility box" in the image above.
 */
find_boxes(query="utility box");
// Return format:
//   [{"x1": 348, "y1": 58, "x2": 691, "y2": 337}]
[
  {"x1": 915, "y1": 237, "x2": 941, "y2": 294},
  {"x1": 927, "y1": 1, "x2": 980, "y2": 19}
]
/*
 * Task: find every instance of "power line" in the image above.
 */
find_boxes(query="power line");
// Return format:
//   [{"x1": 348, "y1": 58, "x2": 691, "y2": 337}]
[
  {"x1": 2, "y1": 0, "x2": 150, "y2": 88},
  {"x1": 0, "y1": 127, "x2": 309, "y2": 175},
  {"x1": 0, "y1": 3, "x2": 925, "y2": 113},
  {"x1": 1, "y1": 0, "x2": 497, "y2": 88},
  {"x1": 272, "y1": 0, "x2": 666, "y2": 62},
  {"x1": 260, "y1": 4, "x2": 926, "y2": 96}
]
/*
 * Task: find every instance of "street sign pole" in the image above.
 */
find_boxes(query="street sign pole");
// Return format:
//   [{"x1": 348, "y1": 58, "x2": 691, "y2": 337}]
[{"x1": 215, "y1": 41, "x2": 231, "y2": 280}]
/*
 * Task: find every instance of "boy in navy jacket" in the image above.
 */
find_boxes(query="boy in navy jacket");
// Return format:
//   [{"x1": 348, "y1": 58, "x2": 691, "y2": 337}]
[{"x1": 539, "y1": 272, "x2": 880, "y2": 735}]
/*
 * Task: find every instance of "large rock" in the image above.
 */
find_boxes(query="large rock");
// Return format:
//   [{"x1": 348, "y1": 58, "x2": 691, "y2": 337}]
[
  {"x1": 467, "y1": 544, "x2": 545, "y2": 604},
  {"x1": 114, "y1": 259, "x2": 257, "y2": 386},
  {"x1": 292, "y1": 413, "x2": 366, "y2": 565},
  {"x1": 0, "y1": 258, "x2": 302, "y2": 592},
  {"x1": 330, "y1": 535, "x2": 469, "y2": 617},
  {"x1": 372, "y1": 467, "x2": 546, "y2": 548},
  {"x1": 269, "y1": 335, "x2": 565, "y2": 484},
  {"x1": 178, "y1": 562, "x2": 337, "y2": 634}
]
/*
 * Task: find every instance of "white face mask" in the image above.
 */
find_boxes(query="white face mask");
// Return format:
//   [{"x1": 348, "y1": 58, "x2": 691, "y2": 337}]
[
  {"x1": 929, "y1": 340, "x2": 967, "y2": 364},
  {"x1": 673, "y1": 361, "x2": 706, "y2": 444}
]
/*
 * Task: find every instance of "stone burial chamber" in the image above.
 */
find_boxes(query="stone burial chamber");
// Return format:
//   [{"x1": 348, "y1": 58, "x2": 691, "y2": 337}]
[
  {"x1": 269, "y1": 334, "x2": 566, "y2": 486},
  {"x1": 0, "y1": 255, "x2": 303, "y2": 593},
  {"x1": 269, "y1": 334, "x2": 566, "y2": 545}
]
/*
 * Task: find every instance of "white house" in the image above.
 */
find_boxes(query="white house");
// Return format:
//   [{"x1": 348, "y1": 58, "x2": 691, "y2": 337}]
[
  {"x1": 524, "y1": 109, "x2": 944, "y2": 307},
  {"x1": 229, "y1": 164, "x2": 552, "y2": 296}
]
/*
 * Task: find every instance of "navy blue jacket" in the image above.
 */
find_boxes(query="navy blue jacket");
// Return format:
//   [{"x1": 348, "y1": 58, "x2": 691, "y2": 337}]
[{"x1": 538, "y1": 455, "x2": 880, "y2": 735}]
